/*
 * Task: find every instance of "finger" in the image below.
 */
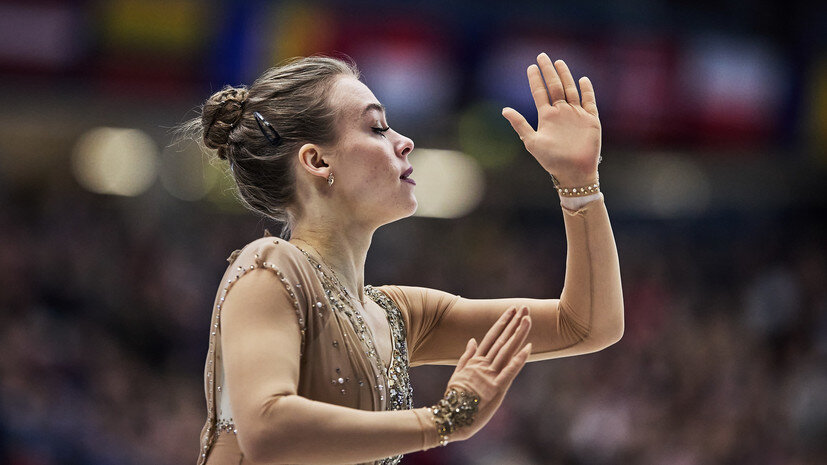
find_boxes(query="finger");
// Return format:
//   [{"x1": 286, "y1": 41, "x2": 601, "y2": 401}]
[
  {"x1": 476, "y1": 307, "x2": 517, "y2": 355},
  {"x1": 537, "y1": 53, "x2": 565, "y2": 103},
  {"x1": 579, "y1": 76, "x2": 599, "y2": 117},
  {"x1": 485, "y1": 307, "x2": 527, "y2": 360},
  {"x1": 495, "y1": 343, "x2": 532, "y2": 386},
  {"x1": 502, "y1": 107, "x2": 534, "y2": 142},
  {"x1": 554, "y1": 60, "x2": 580, "y2": 106},
  {"x1": 456, "y1": 338, "x2": 476, "y2": 371},
  {"x1": 491, "y1": 314, "x2": 532, "y2": 372},
  {"x1": 491, "y1": 314, "x2": 531, "y2": 372},
  {"x1": 527, "y1": 64, "x2": 550, "y2": 110}
]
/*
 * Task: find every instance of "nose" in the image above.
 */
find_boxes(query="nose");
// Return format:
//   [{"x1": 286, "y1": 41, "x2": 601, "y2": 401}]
[{"x1": 395, "y1": 131, "x2": 414, "y2": 158}]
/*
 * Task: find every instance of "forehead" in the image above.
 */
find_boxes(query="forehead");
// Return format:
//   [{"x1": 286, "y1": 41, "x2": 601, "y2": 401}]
[{"x1": 330, "y1": 76, "x2": 383, "y2": 120}]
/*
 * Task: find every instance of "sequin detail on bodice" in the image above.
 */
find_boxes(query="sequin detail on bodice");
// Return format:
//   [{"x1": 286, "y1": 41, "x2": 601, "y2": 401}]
[
  {"x1": 365, "y1": 286, "x2": 414, "y2": 465},
  {"x1": 364, "y1": 286, "x2": 413, "y2": 413},
  {"x1": 298, "y1": 250, "x2": 413, "y2": 465}
]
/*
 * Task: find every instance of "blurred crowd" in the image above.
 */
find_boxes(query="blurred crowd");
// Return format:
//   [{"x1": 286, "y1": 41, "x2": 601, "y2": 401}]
[{"x1": 1, "y1": 178, "x2": 825, "y2": 465}]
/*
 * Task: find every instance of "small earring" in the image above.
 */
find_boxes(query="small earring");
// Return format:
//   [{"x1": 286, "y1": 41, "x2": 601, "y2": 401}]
[{"x1": 327, "y1": 172, "x2": 334, "y2": 187}]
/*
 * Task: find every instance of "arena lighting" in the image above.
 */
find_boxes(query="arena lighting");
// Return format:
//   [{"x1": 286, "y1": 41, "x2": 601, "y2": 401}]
[
  {"x1": 160, "y1": 143, "x2": 218, "y2": 201},
  {"x1": 71, "y1": 127, "x2": 158, "y2": 196},
  {"x1": 410, "y1": 149, "x2": 485, "y2": 219}
]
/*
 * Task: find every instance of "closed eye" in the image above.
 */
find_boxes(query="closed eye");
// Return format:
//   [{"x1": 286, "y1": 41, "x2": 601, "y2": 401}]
[{"x1": 372, "y1": 126, "x2": 390, "y2": 136}]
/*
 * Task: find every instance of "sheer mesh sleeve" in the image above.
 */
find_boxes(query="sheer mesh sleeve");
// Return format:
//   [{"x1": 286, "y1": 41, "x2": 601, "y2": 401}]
[{"x1": 376, "y1": 195, "x2": 623, "y2": 367}]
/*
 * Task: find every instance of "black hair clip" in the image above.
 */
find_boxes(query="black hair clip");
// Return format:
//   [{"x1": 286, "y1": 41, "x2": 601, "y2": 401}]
[{"x1": 254, "y1": 111, "x2": 281, "y2": 145}]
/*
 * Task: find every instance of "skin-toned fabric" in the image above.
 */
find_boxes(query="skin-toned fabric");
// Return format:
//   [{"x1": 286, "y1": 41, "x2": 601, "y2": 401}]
[
  {"x1": 382, "y1": 194, "x2": 623, "y2": 367},
  {"x1": 197, "y1": 194, "x2": 622, "y2": 464}
]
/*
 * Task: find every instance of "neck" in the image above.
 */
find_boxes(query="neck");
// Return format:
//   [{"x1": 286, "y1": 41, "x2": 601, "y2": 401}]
[{"x1": 290, "y1": 220, "x2": 374, "y2": 304}]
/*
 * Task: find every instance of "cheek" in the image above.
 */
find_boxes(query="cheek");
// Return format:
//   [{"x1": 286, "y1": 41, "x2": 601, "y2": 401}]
[
  {"x1": 357, "y1": 152, "x2": 395, "y2": 182},
  {"x1": 349, "y1": 161, "x2": 384, "y2": 187},
  {"x1": 337, "y1": 140, "x2": 397, "y2": 190},
  {"x1": 366, "y1": 160, "x2": 388, "y2": 179},
  {"x1": 338, "y1": 160, "x2": 382, "y2": 199}
]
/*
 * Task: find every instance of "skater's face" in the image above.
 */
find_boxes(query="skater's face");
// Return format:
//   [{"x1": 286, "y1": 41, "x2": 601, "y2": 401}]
[{"x1": 296, "y1": 76, "x2": 417, "y2": 227}]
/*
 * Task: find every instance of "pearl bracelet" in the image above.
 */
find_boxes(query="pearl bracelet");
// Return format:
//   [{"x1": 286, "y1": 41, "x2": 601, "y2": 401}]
[{"x1": 550, "y1": 173, "x2": 600, "y2": 197}]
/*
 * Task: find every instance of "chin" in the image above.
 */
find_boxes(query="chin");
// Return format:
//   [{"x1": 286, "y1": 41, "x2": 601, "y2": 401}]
[
  {"x1": 404, "y1": 196, "x2": 418, "y2": 217},
  {"x1": 381, "y1": 198, "x2": 418, "y2": 225}
]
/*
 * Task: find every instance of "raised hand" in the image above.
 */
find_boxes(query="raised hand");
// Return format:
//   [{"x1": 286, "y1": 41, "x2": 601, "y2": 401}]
[
  {"x1": 502, "y1": 53, "x2": 602, "y2": 187},
  {"x1": 441, "y1": 306, "x2": 532, "y2": 443}
]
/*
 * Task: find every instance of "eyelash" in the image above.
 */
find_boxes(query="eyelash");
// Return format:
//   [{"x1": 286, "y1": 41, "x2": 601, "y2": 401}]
[{"x1": 372, "y1": 126, "x2": 390, "y2": 136}]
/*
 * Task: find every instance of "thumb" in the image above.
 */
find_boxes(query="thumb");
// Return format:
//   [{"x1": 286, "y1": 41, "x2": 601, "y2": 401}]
[
  {"x1": 456, "y1": 338, "x2": 477, "y2": 371},
  {"x1": 502, "y1": 107, "x2": 533, "y2": 142}
]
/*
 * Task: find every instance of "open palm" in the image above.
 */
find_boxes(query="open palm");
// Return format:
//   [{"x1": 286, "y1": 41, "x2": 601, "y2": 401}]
[{"x1": 502, "y1": 53, "x2": 602, "y2": 187}]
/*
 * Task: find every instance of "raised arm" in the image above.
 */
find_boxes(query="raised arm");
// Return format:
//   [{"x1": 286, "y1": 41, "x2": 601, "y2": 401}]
[
  {"x1": 383, "y1": 194, "x2": 622, "y2": 366},
  {"x1": 507, "y1": 55, "x2": 623, "y2": 357},
  {"x1": 383, "y1": 53, "x2": 623, "y2": 366}
]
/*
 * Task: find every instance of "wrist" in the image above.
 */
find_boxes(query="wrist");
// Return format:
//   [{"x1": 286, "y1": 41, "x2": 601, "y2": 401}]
[
  {"x1": 548, "y1": 166, "x2": 599, "y2": 187},
  {"x1": 413, "y1": 408, "x2": 441, "y2": 450},
  {"x1": 429, "y1": 388, "x2": 480, "y2": 446},
  {"x1": 548, "y1": 154, "x2": 602, "y2": 187},
  {"x1": 550, "y1": 173, "x2": 600, "y2": 198}
]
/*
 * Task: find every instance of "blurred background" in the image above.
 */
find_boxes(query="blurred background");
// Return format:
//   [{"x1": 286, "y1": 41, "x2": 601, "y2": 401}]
[{"x1": 1, "y1": 0, "x2": 826, "y2": 464}]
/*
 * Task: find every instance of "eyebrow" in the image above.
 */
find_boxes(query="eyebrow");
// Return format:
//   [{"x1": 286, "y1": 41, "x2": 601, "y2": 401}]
[{"x1": 361, "y1": 103, "x2": 386, "y2": 117}]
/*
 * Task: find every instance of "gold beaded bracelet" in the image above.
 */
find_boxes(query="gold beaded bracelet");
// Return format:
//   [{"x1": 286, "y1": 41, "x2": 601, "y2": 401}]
[
  {"x1": 550, "y1": 173, "x2": 600, "y2": 197},
  {"x1": 431, "y1": 388, "x2": 480, "y2": 446}
]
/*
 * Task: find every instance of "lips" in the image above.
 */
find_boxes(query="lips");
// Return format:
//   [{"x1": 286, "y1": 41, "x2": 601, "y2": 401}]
[{"x1": 400, "y1": 166, "x2": 415, "y2": 185}]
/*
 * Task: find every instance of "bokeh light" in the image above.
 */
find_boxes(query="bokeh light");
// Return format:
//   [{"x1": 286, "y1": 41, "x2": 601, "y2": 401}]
[
  {"x1": 71, "y1": 127, "x2": 158, "y2": 196},
  {"x1": 410, "y1": 148, "x2": 485, "y2": 218},
  {"x1": 458, "y1": 101, "x2": 523, "y2": 170}
]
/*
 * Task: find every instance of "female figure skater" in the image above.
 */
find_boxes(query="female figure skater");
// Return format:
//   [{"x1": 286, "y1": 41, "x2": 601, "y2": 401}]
[{"x1": 194, "y1": 52, "x2": 623, "y2": 464}]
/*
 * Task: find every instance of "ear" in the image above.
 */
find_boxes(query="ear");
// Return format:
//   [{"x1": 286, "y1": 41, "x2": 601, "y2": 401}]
[{"x1": 297, "y1": 143, "x2": 331, "y2": 180}]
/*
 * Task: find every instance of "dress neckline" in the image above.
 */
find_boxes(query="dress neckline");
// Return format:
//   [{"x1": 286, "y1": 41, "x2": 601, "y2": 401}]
[{"x1": 288, "y1": 241, "x2": 394, "y2": 374}]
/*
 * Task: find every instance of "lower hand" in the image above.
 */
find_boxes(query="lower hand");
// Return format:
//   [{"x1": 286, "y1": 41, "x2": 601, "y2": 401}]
[{"x1": 441, "y1": 306, "x2": 532, "y2": 443}]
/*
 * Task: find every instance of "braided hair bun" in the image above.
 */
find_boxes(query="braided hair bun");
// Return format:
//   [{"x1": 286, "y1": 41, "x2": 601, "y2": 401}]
[
  {"x1": 178, "y1": 56, "x2": 360, "y2": 238},
  {"x1": 201, "y1": 86, "x2": 249, "y2": 157}
]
